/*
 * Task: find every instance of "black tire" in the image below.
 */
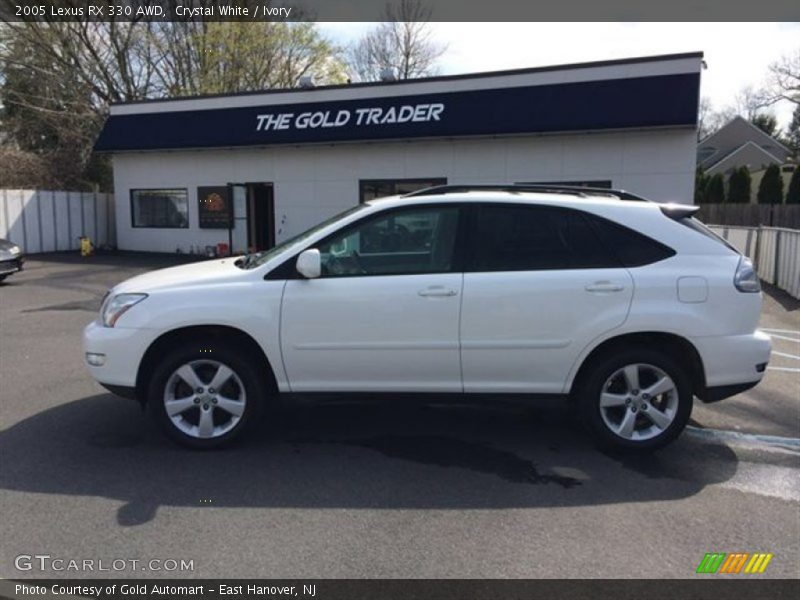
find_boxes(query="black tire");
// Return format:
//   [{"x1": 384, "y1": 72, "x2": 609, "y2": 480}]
[
  {"x1": 147, "y1": 341, "x2": 268, "y2": 449},
  {"x1": 0, "y1": 275, "x2": 7, "y2": 282},
  {"x1": 577, "y1": 346, "x2": 693, "y2": 452}
]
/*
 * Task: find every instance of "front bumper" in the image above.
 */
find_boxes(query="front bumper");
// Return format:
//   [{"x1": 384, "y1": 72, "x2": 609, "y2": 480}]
[
  {"x1": 691, "y1": 329, "x2": 771, "y2": 398},
  {"x1": 0, "y1": 255, "x2": 24, "y2": 276},
  {"x1": 83, "y1": 320, "x2": 160, "y2": 389}
]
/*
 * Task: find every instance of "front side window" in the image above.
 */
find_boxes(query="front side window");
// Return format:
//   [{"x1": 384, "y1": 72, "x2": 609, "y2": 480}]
[
  {"x1": 131, "y1": 189, "x2": 188, "y2": 228},
  {"x1": 470, "y1": 205, "x2": 619, "y2": 272},
  {"x1": 317, "y1": 206, "x2": 460, "y2": 277}
]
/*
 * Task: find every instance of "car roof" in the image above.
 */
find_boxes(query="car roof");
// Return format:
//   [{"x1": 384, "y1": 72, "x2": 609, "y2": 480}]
[
  {"x1": 365, "y1": 184, "x2": 698, "y2": 219},
  {"x1": 366, "y1": 189, "x2": 656, "y2": 212}
]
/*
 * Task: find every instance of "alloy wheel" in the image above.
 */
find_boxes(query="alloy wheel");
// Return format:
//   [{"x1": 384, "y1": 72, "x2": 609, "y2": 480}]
[
  {"x1": 163, "y1": 359, "x2": 247, "y2": 439},
  {"x1": 598, "y1": 363, "x2": 678, "y2": 441}
]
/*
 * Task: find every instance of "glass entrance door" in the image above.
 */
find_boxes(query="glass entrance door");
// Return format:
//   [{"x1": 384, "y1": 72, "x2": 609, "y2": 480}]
[{"x1": 228, "y1": 184, "x2": 248, "y2": 254}]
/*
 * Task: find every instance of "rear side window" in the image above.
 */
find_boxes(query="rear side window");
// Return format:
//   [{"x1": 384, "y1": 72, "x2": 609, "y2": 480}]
[
  {"x1": 586, "y1": 215, "x2": 676, "y2": 267},
  {"x1": 470, "y1": 205, "x2": 619, "y2": 271}
]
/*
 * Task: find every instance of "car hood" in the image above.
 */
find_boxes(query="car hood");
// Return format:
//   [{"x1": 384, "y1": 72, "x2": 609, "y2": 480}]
[{"x1": 113, "y1": 257, "x2": 251, "y2": 293}]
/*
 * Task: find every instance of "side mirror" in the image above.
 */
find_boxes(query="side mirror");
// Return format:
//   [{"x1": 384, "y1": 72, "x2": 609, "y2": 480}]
[{"x1": 296, "y1": 248, "x2": 321, "y2": 279}]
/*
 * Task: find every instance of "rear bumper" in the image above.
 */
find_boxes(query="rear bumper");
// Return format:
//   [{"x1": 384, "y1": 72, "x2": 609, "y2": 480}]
[{"x1": 691, "y1": 330, "x2": 771, "y2": 400}]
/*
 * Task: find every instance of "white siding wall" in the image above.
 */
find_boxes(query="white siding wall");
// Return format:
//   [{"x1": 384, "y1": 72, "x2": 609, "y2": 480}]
[{"x1": 112, "y1": 129, "x2": 696, "y2": 252}]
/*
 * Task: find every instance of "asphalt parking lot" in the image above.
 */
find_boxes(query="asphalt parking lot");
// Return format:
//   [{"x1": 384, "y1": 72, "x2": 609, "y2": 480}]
[{"x1": 1, "y1": 253, "x2": 798, "y2": 579}]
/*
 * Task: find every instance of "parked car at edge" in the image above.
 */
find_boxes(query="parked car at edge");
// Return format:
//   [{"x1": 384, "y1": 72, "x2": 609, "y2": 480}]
[
  {"x1": 0, "y1": 239, "x2": 24, "y2": 282},
  {"x1": 83, "y1": 185, "x2": 771, "y2": 451}
]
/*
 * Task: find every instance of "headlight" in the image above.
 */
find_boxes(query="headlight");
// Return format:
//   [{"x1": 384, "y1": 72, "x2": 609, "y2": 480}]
[
  {"x1": 8, "y1": 245, "x2": 21, "y2": 255},
  {"x1": 102, "y1": 293, "x2": 148, "y2": 327}
]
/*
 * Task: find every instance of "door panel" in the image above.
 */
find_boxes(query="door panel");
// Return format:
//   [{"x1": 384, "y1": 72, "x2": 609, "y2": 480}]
[
  {"x1": 460, "y1": 203, "x2": 633, "y2": 393},
  {"x1": 281, "y1": 274, "x2": 463, "y2": 391},
  {"x1": 280, "y1": 204, "x2": 464, "y2": 392},
  {"x1": 460, "y1": 269, "x2": 632, "y2": 393}
]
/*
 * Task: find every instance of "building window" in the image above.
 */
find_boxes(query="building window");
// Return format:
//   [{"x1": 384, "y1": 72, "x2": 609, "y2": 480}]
[
  {"x1": 131, "y1": 189, "x2": 189, "y2": 228},
  {"x1": 516, "y1": 180, "x2": 613, "y2": 189},
  {"x1": 359, "y1": 178, "x2": 447, "y2": 203}
]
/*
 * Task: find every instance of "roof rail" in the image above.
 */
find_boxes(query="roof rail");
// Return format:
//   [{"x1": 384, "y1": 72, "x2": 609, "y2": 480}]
[{"x1": 403, "y1": 184, "x2": 648, "y2": 201}]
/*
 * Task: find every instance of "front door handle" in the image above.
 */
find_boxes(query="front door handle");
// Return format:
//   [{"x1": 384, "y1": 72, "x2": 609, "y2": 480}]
[
  {"x1": 418, "y1": 286, "x2": 458, "y2": 297},
  {"x1": 585, "y1": 281, "x2": 625, "y2": 293}
]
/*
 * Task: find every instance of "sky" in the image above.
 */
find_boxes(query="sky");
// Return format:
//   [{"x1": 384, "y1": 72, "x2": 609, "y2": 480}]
[{"x1": 320, "y1": 22, "x2": 800, "y2": 129}]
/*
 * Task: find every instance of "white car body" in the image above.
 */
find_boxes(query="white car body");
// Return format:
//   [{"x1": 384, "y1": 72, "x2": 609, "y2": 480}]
[{"x1": 83, "y1": 187, "x2": 771, "y2": 449}]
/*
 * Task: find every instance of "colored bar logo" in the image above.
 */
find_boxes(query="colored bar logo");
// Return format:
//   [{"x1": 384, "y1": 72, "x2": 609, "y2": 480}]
[{"x1": 696, "y1": 552, "x2": 773, "y2": 574}]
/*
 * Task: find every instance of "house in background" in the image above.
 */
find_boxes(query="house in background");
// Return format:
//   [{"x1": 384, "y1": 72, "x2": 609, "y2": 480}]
[{"x1": 697, "y1": 116, "x2": 792, "y2": 176}]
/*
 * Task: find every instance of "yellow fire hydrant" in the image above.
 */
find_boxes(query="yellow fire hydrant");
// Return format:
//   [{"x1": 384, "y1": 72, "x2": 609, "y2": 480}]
[{"x1": 79, "y1": 236, "x2": 94, "y2": 257}]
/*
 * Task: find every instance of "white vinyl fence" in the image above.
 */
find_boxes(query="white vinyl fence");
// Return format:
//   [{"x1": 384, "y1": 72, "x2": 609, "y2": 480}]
[
  {"x1": 710, "y1": 225, "x2": 800, "y2": 299},
  {"x1": 0, "y1": 189, "x2": 115, "y2": 253}
]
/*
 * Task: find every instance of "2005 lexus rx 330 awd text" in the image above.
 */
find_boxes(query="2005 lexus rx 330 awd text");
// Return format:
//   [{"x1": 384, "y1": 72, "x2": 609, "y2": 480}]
[{"x1": 83, "y1": 185, "x2": 771, "y2": 451}]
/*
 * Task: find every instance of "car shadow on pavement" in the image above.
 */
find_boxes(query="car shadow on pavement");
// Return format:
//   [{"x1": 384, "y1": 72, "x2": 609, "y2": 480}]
[
  {"x1": 0, "y1": 394, "x2": 739, "y2": 527},
  {"x1": 760, "y1": 282, "x2": 799, "y2": 312}
]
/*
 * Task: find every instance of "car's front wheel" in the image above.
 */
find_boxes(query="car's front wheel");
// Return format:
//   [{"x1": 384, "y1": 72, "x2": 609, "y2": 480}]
[
  {"x1": 148, "y1": 343, "x2": 266, "y2": 449},
  {"x1": 578, "y1": 348, "x2": 693, "y2": 451}
]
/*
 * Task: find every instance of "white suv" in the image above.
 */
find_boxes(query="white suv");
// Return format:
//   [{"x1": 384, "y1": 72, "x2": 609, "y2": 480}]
[{"x1": 83, "y1": 185, "x2": 771, "y2": 451}]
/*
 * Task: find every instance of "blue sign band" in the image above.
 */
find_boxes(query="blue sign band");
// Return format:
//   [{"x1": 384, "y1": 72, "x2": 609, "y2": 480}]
[{"x1": 95, "y1": 73, "x2": 700, "y2": 152}]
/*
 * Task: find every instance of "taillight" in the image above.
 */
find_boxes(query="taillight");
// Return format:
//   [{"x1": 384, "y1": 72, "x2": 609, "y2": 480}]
[{"x1": 734, "y1": 257, "x2": 760, "y2": 293}]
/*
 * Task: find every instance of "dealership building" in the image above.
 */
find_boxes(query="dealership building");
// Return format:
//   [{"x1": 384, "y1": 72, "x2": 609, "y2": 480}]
[{"x1": 94, "y1": 52, "x2": 703, "y2": 254}]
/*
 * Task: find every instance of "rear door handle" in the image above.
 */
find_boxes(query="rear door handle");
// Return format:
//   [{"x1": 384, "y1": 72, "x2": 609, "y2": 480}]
[
  {"x1": 585, "y1": 281, "x2": 625, "y2": 293},
  {"x1": 418, "y1": 286, "x2": 458, "y2": 297}
]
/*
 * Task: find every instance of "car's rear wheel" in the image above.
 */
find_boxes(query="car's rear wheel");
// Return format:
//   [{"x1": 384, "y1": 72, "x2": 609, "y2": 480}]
[
  {"x1": 148, "y1": 343, "x2": 266, "y2": 449},
  {"x1": 577, "y1": 347, "x2": 692, "y2": 451}
]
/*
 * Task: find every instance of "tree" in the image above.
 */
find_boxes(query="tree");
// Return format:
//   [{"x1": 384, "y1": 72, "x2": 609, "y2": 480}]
[
  {"x1": 734, "y1": 85, "x2": 773, "y2": 120},
  {"x1": 786, "y1": 165, "x2": 800, "y2": 204},
  {"x1": 149, "y1": 21, "x2": 345, "y2": 96},
  {"x1": 0, "y1": 27, "x2": 107, "y2": 187},
  {"x1": 694, "y1": 167, "x2": 708, "y2": 203},
  {"x1": 0, "y1": 14, "x2": 344, "y2": 189},
  {"x1": 787, "y1": 105, "x2": 800, "y2": 156},
  {"x1": 728, "y1": 166, "x2": 752, "y2": 204},
  {"x1": 768, "y1": 48, "x2": 800, "y2": 105},
  {"x1": 706, "y1": 173, "x2": 725, "y2": 204},
  {"x1": 757, "y1": 164, "x2": 784, "y2": 204},
  {"x1": 696, "y1": 97, "x2": 738, "y2": 140},
  {"x1": 751, "y1": 113, "x2": 779, "y2": 137},
  {"x1": 347, "y1": 0, "x2": 446, "y2": 82},
  {"x1": 697, "y1": 97, "x2": 714, "y2": 141}
]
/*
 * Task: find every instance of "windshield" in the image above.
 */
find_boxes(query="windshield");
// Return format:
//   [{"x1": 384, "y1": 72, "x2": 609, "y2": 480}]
[{"x1": 238, "y1": 204, "x2": 371, "y2": 269}]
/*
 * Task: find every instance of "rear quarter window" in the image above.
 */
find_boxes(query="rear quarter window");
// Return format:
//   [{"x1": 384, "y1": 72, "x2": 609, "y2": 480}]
[
  {"x1": 675, "y1": 217, "x2": 739, "y2": 253},
  {"x1": 586, "y1": 215, "x2": 676, "y2": 267},
  {"x1": 470, "y1": 205, "x2": 620, "y2": 271}
]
